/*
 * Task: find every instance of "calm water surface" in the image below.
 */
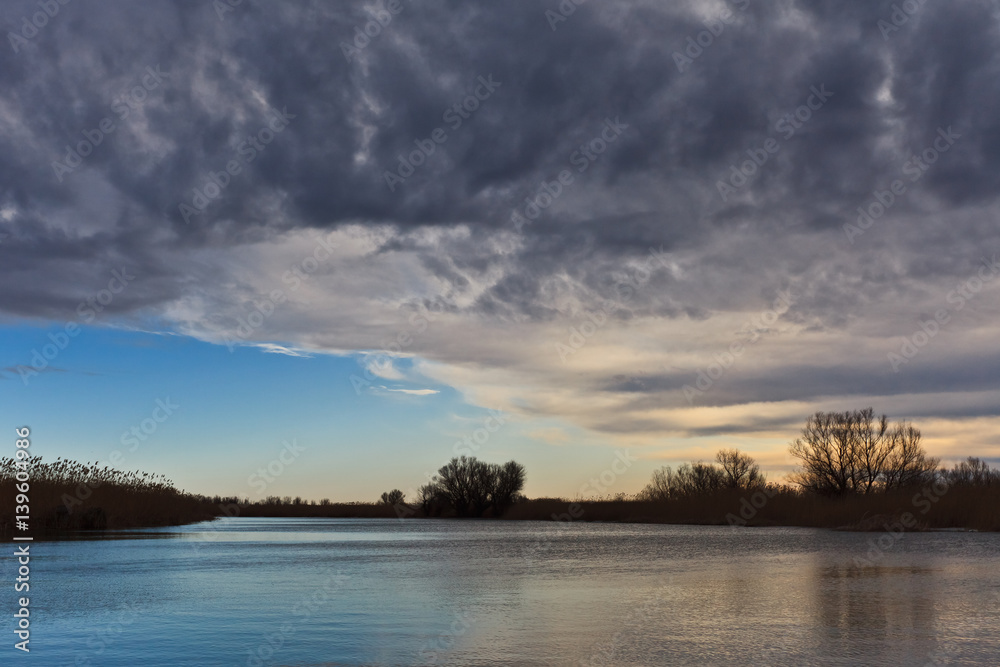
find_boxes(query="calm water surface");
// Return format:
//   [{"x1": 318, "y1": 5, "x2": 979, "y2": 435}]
[{"x1": 5, "y1": 518, "x2": 1000, "y2": 666}]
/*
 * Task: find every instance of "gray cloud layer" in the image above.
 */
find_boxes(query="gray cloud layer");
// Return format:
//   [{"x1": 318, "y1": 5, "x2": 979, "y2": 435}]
[{"x1": 3, "y1": 0, "x2": 1000, "y2": 449}]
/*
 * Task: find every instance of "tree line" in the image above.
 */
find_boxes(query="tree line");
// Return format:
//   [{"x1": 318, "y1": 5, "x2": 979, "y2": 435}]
[
  {"x1": 638, "y1": 408, "x2": 999, "y2": 501},
  {"x1": 637, "y1": 448, "x2": 768, "y2": 500}
]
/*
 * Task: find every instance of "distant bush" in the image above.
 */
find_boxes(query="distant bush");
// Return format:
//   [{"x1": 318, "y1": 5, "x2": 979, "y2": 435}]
[
  {"x1": 419, "y1": 457, "x2": 526, "y2": 517},
  {"x1": 637, "y1": 448, "x2": 765, "y2": 501},
  {"x1": 379, "y1": 489, "x2": 405, "y2": 506},
  {"x1": 943, "y1": 457, "x2": 1000, "y2": 487}
]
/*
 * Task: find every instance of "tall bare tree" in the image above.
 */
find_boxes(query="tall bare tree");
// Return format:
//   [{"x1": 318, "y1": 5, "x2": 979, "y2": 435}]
[
  {"x1": 492, "y1": 461, "x2": 526, "y2": 515},
  {"x1": 789, "y1": 409, "x2": 938, "y2": 495},
  {"x1": 685, "y1": 462, "x2": 725, "y2": 494},
  {"x1": 715, "y1": 449, "x2": 766, "y2": 489},
  {"x1": 417, "y1": 483, "x2": 446, "y2": 516},
  {"x1": 434, "y1": 456, "x2": 475, "y2": 516},
  {"x1": 881, "y1": 423, "x2": 938, "y2": 489},
  {"x1": 788, "y1": 411, "x2": 856, "y2": 495},
  {"x1": 638, "y1": 466, "x2": 678, "y2": 501},
  {"x1": 853, "y1": 408, "x2": 891, "y2": 492}
]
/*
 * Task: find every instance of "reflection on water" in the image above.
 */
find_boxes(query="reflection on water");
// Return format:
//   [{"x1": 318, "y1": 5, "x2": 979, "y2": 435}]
[
  {"x1": 1, "y1": 518, "x2": 997, "y2": 666},
  {"x1": 23, "y1": 529, "x2": 181, "y2": 541}
]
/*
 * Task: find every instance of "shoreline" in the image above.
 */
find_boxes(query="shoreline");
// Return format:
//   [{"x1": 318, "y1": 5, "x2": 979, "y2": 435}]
[{"x1": 9, "y1": 512, "x2": 994, "y2": 542}]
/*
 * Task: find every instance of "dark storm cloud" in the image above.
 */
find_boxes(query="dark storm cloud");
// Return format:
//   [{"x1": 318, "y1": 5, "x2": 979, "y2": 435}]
[
  {"x1": 2, "y1": 0, "x2": 1000, "y2": 422},
  {"x1": 0, "y1": 5, "x2": 988, "y2": 249}
]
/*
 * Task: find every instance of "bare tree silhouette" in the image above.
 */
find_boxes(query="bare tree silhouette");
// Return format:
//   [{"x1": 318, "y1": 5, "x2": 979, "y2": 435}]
[
  {"x1": 379, "y1": 489, "x2": 405, "y2": 506},
  {"x1": 788, "y1": 408, "x2": 938, "y2": 496},
  {"x1": 944, "y1": 457, "x2": 1000, "y2": 487},
  {"x1": 638, "y1": 450, "x2": 764, "y2": 501},
  {"x1": 424, "y1": 457, "x2": 526, "y2": 517},
  {"x1": 716, "y1": 449, "x2": 765, "y2": 489}
]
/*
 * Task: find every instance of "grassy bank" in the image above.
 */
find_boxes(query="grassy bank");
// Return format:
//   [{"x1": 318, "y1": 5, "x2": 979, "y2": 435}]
[
  {"x1": 502, "y1": 485, "x2": 1000, "y2": 531},
  {"x1": 0, "y1": 456, "x2": 217, "y2": 533},
  {"x1": 228, "y1": 483, "x2": 1000, "y2": 531},
  {"x1": 4, "y1": 456, "x2": 998, "y2": 534}
]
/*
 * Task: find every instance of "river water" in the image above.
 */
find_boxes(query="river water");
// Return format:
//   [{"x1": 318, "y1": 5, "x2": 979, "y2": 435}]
[{"x1": 5, "y1": 518, "x2": 999, "y2": 666}]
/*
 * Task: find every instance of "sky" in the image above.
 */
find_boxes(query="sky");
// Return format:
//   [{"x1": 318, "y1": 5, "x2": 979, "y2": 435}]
[{"x1": 2, "y1": 0, "x2": 1000, "y2": 502}]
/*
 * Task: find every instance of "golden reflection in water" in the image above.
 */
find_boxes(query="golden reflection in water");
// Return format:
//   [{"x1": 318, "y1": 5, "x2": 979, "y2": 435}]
[{"x1": 811, "y1": 559, "x2": 942, "y2": 663}]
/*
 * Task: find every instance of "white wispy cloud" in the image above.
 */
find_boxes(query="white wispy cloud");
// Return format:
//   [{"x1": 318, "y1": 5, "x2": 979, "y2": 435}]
[
  {"x1": 254, "y1": 343, "x2": 313, "y2": 358},
  {"x1": 384, "y1": 388, "x2": 440, "y2": 396}
]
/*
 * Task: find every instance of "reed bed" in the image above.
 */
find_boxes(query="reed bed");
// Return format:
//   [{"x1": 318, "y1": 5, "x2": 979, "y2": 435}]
[
  {"x1": 234, "y1": 500, "x2": 400, "y2": 519},
  {"x1": 501, "y1": 485, "x2": 1000, "y2": 531},
  {"x1": 0, "y1": 456, "x2": 216, "y2": 532}
]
